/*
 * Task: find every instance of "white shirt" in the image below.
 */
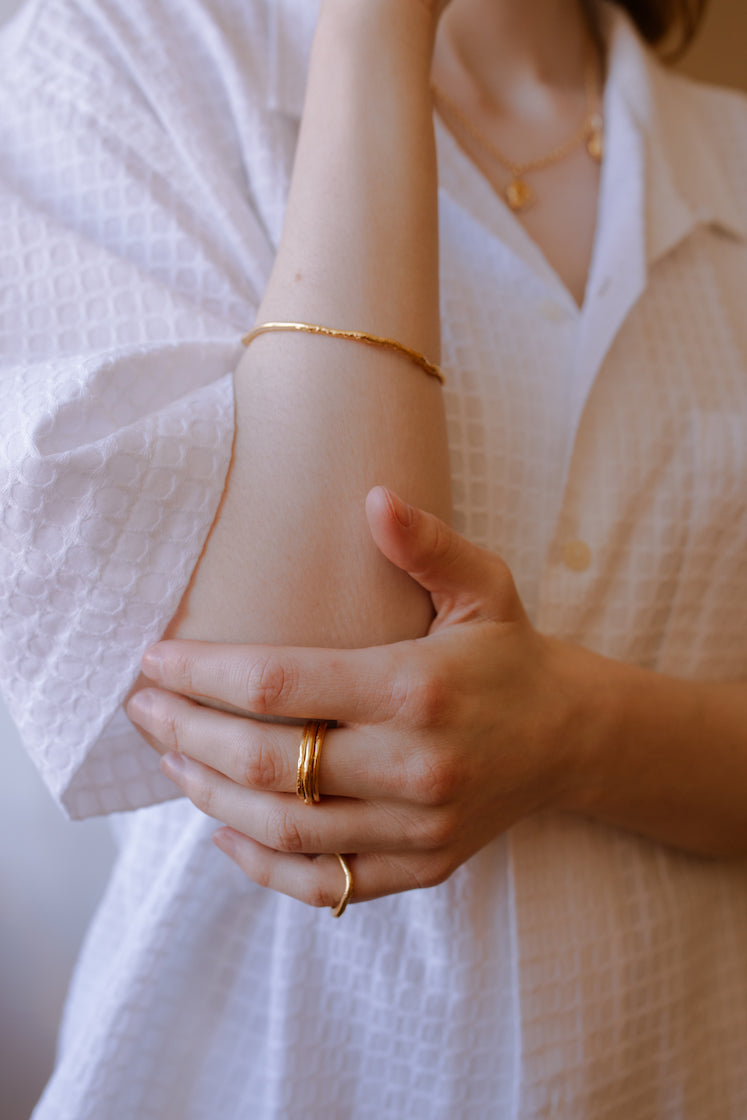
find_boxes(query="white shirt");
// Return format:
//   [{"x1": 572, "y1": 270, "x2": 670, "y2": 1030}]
[{"x1": 1, "y1": 1, "x2": 746, "y2": 1116}]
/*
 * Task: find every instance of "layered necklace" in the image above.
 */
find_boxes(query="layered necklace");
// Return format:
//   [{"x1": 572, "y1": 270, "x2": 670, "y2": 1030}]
[{"x1": 432, "y1": 52, "x2": 604, "y2": 212}]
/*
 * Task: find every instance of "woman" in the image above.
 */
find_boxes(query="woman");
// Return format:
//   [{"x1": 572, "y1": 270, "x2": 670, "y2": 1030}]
[{"x1": 1, "y1": 0, "x2": 746, "y2": 1116}]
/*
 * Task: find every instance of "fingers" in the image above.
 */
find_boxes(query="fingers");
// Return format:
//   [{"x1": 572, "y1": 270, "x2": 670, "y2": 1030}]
[
  {"x1": 127, "y1": 687, "x2": 414, "y2": 801},
  {"x1": 213, "y1": 835, "x2": 358, "y2": 908},
  {"x1": 365, "y1": 487, "x2": 523, "y2": 623},
  {"x1": 141, "y1": 639, "x2": 402, "y2": 723},
  {"x1": 158, "y1": 749, "x2": 435, "y2": 855},
  {"x1": 213, "y1": 832, "x2": 454, "y2": 907}
]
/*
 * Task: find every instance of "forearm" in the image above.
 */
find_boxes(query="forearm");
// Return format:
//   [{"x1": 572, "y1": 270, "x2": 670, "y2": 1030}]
[
  {"x1": 262, "y1": 0, "x2": 441, "y2": 346},
  {"x1": 559, "y1": 642, "x2": 747, "y2": 858},
  {"x1": 168, "y1": 1, "x2": 450, "y2": 652}
]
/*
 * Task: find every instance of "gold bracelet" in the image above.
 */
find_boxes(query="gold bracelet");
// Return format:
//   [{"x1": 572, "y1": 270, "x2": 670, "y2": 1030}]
[{"x1": 241, "y1": 321, "x2": 445, "y2": 385}]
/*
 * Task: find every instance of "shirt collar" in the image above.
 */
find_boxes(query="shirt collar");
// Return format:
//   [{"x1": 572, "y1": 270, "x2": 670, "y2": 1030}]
[
  {"x1": 268, "y1": 0, "x2": 746, "y2": 252},
  {"x1": 598, "y1": 2, "x2": 746, "y2": 254}
]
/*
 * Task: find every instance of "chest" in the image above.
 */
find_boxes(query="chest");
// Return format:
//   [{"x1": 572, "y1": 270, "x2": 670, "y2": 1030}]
[
  {"x1": 438, "y1": 205, "x2": 747, "y2": 676},
  {"x1": 451, "y1": 138, "x2": 602, "y2": 307}
]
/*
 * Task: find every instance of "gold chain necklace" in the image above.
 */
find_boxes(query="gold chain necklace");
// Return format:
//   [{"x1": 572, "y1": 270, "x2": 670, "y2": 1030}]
[{"x1": 432, "y1": 55, "x2": 604, "y2": 212}]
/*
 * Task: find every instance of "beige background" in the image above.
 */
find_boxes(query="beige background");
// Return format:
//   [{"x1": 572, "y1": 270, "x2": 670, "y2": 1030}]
[
  {"x1": 0, "y1": 1, "x2": 743, "y2": 1119},
  {"x1": 0, "y1": 0, "x2": 744, "y2": 88},
  {"x1": 680, "y1": 0, "x2": 747, "y2": 92}
]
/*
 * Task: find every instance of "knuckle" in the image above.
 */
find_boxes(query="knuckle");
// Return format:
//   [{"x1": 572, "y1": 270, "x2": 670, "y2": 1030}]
[
  {"x1": 242, "y1": 654, "x2": 297, "y2": 716},
  {"x1": 305, "y1": 879, "x2": 333, "y2": 910},
  {"x1": 252, "y1": 863, "x2": 273, "y2": 891},
  {"x1": 412, "y1": 515, "x2": 469, "y2": 587},
  {"x1": 416, "y1": 806, "x2": 459, "y2": 850},
  {"x1": 381, "y1": 652, "x2": 416, "y2": 717},
  {"x1": 407, "y1": 749, "x2": 461, "y2": 807},
  {"x1": 166, "y1": 649, "x2": 197, "y2": 696},
  {"x1": 402, "y1": 852, "x2": 457, "y2": 891},
  {"x1": 240, "y1": 736, "x2": 280, "y2": 790},
  {"x1": 410, "y1": 513, "x2": 458, "y2": 577},
  {"x1": 405, "y1": 666, "x2": 451, "y2": 729},
  {"x1": 429, "y1": 514, "x2": 460, "y2": 566},
  {"x1": 154, "y1": 704, "x2": 182, "y2": 752},
  {"x1": 187, "y1": 772, "x2": 215, "y2": 817},
  {"x1": 424, "y1": 850, "x2": 459, "y2": 888},
  {"x1": 266, "y1": 806, "x2": 305, "y2": 853}
]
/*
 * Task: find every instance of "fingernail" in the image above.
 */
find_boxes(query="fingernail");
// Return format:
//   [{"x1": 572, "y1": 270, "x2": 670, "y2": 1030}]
[
  {"x1": 126, "y1": 690, "x2": 154, "y2": 725},
  {"x1": 141, "y1": 646, "x2": 165, "y2": 680},
  {"x1": 213, "y1": 828, "x2": 237, "y2": 857},
  {"x1": 384, "y1": 487, "x2": 414, "y2": 528},
  {"x1": 161, "y1": 751, "x2": 192, "y2": 783}
]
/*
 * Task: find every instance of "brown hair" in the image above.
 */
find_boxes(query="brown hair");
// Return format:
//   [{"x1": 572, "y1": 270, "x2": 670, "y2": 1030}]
[{"x1": 611, "y1": 0, "x2": 710, "y2": 55}]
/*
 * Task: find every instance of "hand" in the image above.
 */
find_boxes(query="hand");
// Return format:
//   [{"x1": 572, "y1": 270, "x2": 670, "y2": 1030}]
[{"x1": 127, "y1": 488, "x2": 591, "y2": 908}]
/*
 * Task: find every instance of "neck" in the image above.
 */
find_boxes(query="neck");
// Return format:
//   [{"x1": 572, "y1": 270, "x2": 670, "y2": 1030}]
[{"x1": 435, "y1": 0, "x2": 600, "y2": 117}]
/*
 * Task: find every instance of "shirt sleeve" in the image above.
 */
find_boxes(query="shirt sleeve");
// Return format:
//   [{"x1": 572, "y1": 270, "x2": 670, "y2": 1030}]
[{"x1": 0, "y1": 0, "x2": 279, "y2": 818}]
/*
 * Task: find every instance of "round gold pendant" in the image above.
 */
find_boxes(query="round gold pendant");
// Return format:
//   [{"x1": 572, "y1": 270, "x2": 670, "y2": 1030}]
[
  {"x1": 505, "y1": 178, "x2": 534, "y2": 211},
  {"x1": 586, "y1": 116, "x2": 604, "y2": 162}
]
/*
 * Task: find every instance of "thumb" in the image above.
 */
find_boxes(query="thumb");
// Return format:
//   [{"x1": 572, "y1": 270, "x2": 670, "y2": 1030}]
[{"x1": 365, "y1": 487, "x2": 523, "y2": 625}]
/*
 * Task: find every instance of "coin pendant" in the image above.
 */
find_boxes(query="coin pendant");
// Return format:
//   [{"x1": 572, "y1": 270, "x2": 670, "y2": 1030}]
[
  {"x1": 586, "y1": 117, "x2": 604, "y2": 162},
  {"x1": 505, "y1": 178, "x2": 533, "y2": 211}
]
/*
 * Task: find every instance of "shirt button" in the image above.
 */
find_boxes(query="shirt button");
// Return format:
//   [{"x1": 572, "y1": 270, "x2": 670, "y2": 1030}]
[{"x1": 562, "y1": 539, "x2": 592, "y2": 572}]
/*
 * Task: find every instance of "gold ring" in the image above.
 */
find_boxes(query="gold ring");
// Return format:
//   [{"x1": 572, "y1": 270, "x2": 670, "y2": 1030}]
[
  {"x1": 296, "y1": 720, "x2": 327, "y2": 805},
  {"x1": 331, "y1": 853, "x2": 353, "y2": 918}
]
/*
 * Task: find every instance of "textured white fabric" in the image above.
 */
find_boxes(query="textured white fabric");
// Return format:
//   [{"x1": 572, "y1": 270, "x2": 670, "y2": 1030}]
[{"x1": 1, "y1": 0, "x2": 746, "y2": 1116}]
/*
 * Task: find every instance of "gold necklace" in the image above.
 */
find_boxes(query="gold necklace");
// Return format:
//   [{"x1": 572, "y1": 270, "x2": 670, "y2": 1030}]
[{"x1": 432, "y1": 54, "x2": 604, "y2": 212}]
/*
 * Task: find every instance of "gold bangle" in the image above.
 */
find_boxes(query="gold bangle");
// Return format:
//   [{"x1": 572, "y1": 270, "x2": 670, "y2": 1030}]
[{"x1": 241, "y1": 321, "x2": 445, "y2": 385}]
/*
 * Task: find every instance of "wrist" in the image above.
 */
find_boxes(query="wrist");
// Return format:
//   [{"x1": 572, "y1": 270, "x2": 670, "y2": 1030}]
[{"x1": 542, "y1": 637, "x2": 625, "y2": 817}]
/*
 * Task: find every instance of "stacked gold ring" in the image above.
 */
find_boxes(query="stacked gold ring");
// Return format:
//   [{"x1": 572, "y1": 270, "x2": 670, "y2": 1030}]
[
  {"x1": 294, "y1": 723, "x2": 353, "y2": 916},
  {"x1": 296, "y1": 719, "x2": 328, "y2": 805}
]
